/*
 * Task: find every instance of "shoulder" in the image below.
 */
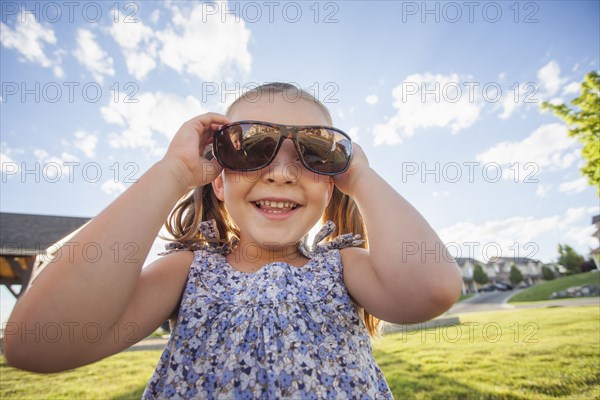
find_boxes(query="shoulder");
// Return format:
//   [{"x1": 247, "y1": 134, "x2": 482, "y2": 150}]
[
  {"x1": 339, "y1": 246, "x2": 370, "y2": 269},
  {"x1": 162, "y1": 249, "x2": 196, "y2": 263},
  {"x1": 144, "y1": 250, "x2": 195, "y2": 282}
]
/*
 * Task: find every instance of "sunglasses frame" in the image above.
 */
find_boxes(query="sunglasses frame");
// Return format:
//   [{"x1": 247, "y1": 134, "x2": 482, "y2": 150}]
[{"x1": 211, "y1": 120, "x2": 353, "y2": 176}]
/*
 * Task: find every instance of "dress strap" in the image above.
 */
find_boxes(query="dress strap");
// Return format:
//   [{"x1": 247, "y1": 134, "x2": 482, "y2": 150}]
[
  {"x1": 160, "y1": 220, "x2": 364, "y2": 257},
  {"x1": 299, "y1": 220, "x2": 365, "y2": 258},
  {"x1": 159, "y1": 220, "x2": 239, "y2": 256}
]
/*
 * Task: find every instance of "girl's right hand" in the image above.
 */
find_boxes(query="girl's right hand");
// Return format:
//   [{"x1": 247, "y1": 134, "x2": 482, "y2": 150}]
[{"x1": 162, "y1": 113, "x2": 231, "y2": 188}]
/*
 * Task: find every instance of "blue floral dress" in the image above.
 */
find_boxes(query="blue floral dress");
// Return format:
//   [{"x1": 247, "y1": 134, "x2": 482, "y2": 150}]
[{"x1": 142, "y1": 221, "x2": 394, "y2": 399}]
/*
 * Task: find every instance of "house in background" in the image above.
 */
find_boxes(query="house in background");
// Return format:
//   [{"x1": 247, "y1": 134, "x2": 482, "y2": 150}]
[
  {"x1": 592, "y1": 215, "x2": 600, "y2": 269},
  {"x1": 455, "y1": 257, "x2": 482, "y2": 294},
  {"x1": 454, "y1": 255, "x2": 545, "y2": 293},
  {"x1": 0, "y1": 212, "x2": 90, "y2": 299},
  {"x1": 487, "y1": 257, "x2": 543, "y2": 286}
]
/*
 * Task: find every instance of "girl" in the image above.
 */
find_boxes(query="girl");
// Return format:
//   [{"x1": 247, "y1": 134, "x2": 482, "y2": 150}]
[{"x1": 4, "y1": 83, "x2": 462, "y2": 399}]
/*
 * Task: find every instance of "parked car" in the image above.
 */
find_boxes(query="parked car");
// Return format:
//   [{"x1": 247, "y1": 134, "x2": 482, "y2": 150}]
[
  {"x1": 496, "y1": 282, "x2": 513, "y2": 290},
  {"x1": 479, "y1": 283, "x2": 513, "y2": 292}
]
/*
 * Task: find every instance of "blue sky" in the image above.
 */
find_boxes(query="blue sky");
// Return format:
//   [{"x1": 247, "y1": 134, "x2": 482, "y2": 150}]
[{"x1": 1, "y1": 1, "x2": 599, "y2": 324}]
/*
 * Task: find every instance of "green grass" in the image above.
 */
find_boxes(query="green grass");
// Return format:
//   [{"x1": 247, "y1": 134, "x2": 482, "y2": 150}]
[
  {"x1": 374, "y1": 305, "x2": 600, "y2": 399},
  {"x1": 458, "y1": 293, "x2": 475, "y2": 302},
  {"x1": 0, "y1": 350, "x2": 161, "y2": 399},
  {"x1": 509, "y1": 271, "x2": 600, "y2": 303},
  {"x1": 1, "y1": 306, "x2": 598, "y2": 399}
]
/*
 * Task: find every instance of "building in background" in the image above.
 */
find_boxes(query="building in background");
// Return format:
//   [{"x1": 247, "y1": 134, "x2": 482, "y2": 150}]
[
  {"x1": 592, "y1": 215, "x2": 600, "y2": 269},
  {"x1": 455, "y1": 257, "x2": 482, "y2": 294},
  {"x1": 0, "y1": 213, "x2": 90, "y2": 299}
]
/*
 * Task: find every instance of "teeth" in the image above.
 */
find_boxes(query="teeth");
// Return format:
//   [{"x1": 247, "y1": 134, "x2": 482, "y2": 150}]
[{"x1": 255, "y1": 200, "x2": 298, "y2": 209}]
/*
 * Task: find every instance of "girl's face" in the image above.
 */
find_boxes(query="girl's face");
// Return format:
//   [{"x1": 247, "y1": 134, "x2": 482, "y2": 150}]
[{"x1": 212, "y1": 94, "x2": 334, "y2": 252}]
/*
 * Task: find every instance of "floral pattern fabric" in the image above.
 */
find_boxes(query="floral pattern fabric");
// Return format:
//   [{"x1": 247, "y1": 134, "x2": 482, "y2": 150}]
[{"x1": 142, "y1": 221, "x2": 393, "y2": 399}]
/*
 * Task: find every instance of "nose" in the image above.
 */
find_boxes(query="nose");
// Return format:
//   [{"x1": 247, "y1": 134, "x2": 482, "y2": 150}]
[{"x1": 262, "y1": 139, "x2": 300, "y2": 184}]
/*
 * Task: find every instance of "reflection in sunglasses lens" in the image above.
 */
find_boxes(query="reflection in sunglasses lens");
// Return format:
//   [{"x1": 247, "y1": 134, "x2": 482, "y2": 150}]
[{"x1": 215, "y1": 123, "x2": 351, "y2": 174}]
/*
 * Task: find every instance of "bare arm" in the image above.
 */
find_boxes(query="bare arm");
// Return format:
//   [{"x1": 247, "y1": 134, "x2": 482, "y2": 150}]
[
  {"x1": 3, "y1": 113, "x2": 229, "y2": 371},
  {"x1": 338, "y1": 145, "x2": 463, "y2": 324}
]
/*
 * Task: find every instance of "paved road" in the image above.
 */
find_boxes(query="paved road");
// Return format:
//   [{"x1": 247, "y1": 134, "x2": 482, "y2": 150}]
[{"x1": 446, "y1": 290, "x2": 599, "y2": 315}]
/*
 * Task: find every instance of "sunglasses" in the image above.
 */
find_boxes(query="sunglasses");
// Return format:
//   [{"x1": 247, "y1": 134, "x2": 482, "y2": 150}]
[{"x1": 210, "y1": 120, "x2": 353, "y2": 175}]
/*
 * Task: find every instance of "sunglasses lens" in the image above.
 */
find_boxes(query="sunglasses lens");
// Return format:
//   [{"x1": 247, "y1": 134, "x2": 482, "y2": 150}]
[
  {"x1": 297, "y1": 128, "x2": 352, "y2": 174},
  {"x1": 215, "y1": 124, "x2": 279, "y2": 170}
]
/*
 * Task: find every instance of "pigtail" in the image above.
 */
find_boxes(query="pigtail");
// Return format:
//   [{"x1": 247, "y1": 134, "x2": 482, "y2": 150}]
[
  {"x1": 163, "y1": 184, "x2": 239, "y2": 246},
  {"x1": 162, "y1": 183, "x2": 239, "y2": 329},
  {"x1": 323, "y1": 187, "x2": 383, "y2": 338}
]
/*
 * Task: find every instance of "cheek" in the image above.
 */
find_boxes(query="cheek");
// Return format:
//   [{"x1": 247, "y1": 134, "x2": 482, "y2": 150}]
[{"x1": 310, "y1": 182, "x2": 333, "y2": 206}]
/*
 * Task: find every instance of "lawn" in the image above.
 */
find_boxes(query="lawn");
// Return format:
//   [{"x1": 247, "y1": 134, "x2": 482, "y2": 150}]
[
  {"x1": 0, "y1": 349, "x2": 160, "y2": 399},
  {"x1": 509, "y1": 270, "x2": 600, "y2": 303},
  {"x1": 1, "y1": 306, "x2": 598, "y2": 399},
  {"x1": 375, "y1": 305, "x2": 599, "y2": 399},
  {"x1": 458, "y1": 293, "x2": 475, "y2": 302}
]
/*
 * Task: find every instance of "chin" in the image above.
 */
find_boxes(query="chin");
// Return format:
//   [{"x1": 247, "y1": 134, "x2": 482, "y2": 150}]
[{"x1": 253, "y1": 229, "x2": 303, "y2": 249}]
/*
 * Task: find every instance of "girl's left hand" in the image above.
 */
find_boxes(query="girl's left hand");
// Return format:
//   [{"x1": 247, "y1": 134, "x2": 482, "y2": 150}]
[{"x1": 333, "y1": 142, "x2": 371, "y2": 196}]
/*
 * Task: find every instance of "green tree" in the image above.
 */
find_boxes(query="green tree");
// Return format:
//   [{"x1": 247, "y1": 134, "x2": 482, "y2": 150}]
[
  {"x1": 541, "y1": 71, "x2": 600, "y2": 197},
  {"x1": 541, "y1": 265, "x2": 556, "y2": 280},
  {"x1": 509, "y1": 264, "x2": 524, "y2": 285},
  {"x1": 473, "y1": 263, "x2": 489, "y2": 285},
  {"x1": 558, "y1": 244, "x2": 585, "y2": 275}
]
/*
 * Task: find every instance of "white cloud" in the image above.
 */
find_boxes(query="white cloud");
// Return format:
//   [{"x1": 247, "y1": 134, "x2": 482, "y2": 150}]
[
  {"x1": 73, "y1": 131, "x2": 98, "y2": 158},
  {"x1": 433, "y1": 191, "x2": 450, "y2": 197},
  {"x1": 535, "y1": 184, "x2": 551, "y2": 198},
  {"x1": 440, "y1": 215, "x2": 560, "y2": 262},
  {"x1": 33, "y1": 149, "x2": 48, "y2": 161},
  {"x1": 0, "y1": 12, "x2": 62, "y2": 77},
  {"x1": 156, "y1": 2, "x2": 252, "y2": 81},
  {"x1": 547, "y1": 97, "x2": 564, "y2": 105},
  {"x1": 439, "y1": 207, "x2": 598, "y2": 262},
  {"x1": 537, "y1": 61, "x2": 567, "y2": 98},
  {"x1": 566, "y1": 225, "x2": 598, "y2": 250},
  {"x1": 108, "y1": 15, "x2": 157, "y2": 80},
  {"x1": 476, "y1": 123, "x2": 579, "y2": 180},
  {"x1": 101, "y1": 180, "x2": 126, "y2": 196},
  {"x1": 498, "y1": 94, "x2": 520, "y2": 120},
  {"x1": 108, "y1": 3, "x2": 252, "y2": 81},
  {"x1": 0, "y1": 151, "x2": 18, "y2": 175},
  {"x1": 559, "y1": 176, "x2": 588, "y2": 194},
  {"x1": 372, "y1": 73, "x2": 482, "y2": 145},
  {"x1": 73, "y1": 29, "x2": 115, "y2": 84},
  {"x1": 101, "y1": 91, "x2": 207, "y2": 155},
  {"x1": 31, "y1": 149, "x2": 80, "y2": 179},
  {"x1": 365, "y1": 95, "x2": 379, "y2": 105},
  {"x1": 0, "y1": 142, "x2": 23, "y2": 176},
  {"x1": 562, "y1": 207, "x2": 595, "y2": 226},
  {"x1": 347, "y1": 127, "x2": 359, "y2": 141},
  {"x1": 498, "y1": 82, "x2": 531, "y2": 120},
  {"x1": 150, "y1": 9, "x2": 161, "y2": 24},
  {"x1": 53, "y1": 65, "x2": 64, "y2": 79},
  {"x1": 562, "y1": 81, "x2": 580, "y2": 96}
]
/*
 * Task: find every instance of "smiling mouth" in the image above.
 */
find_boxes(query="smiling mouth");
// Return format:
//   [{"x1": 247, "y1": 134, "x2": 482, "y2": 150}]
[{"x1": 253, "y1": 200, "x2": 299, "y2": 213}]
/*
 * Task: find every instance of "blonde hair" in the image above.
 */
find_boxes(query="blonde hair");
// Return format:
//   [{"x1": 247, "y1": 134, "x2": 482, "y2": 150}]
[{"x1": 164, "y1": 82, "x2": 382, "y2": 337}]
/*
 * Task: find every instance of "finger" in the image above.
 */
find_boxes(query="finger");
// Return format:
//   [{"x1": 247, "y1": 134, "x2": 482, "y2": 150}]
[
  {"x1": 191, "y1": 113, "x2": 230, "y2": 128},
  {"x1": 180, "y1": 114, "x2": 230, "y2": 140}
]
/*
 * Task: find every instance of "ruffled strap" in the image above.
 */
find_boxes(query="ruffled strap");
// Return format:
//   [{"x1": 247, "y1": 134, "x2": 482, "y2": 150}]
[
  {"x1": 160, "y1": 220, "x2": 364, "y2": 258},
  {"x1": 299, "y1": 220, "x2": 365, "y2": 258},
  {"x1": 158, "y1": 220, "x2": 239, "y2": 256}
]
